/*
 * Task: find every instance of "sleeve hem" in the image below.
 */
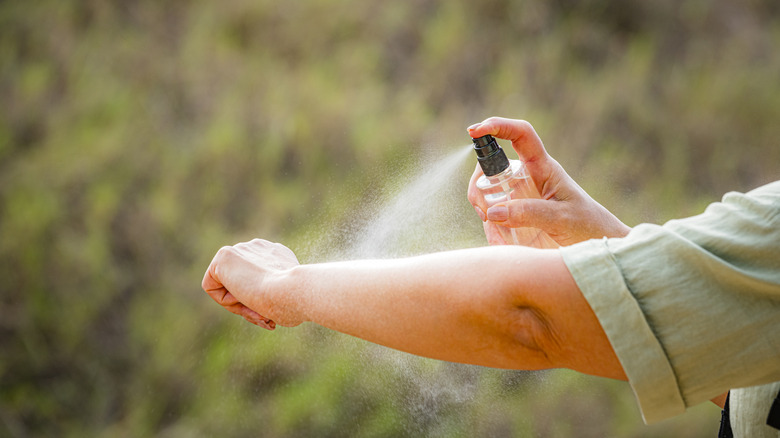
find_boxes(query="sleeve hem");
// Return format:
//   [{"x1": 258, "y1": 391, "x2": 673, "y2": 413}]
[{"x1": 560, "y1": 239, "x2": 687, "y2": 423}]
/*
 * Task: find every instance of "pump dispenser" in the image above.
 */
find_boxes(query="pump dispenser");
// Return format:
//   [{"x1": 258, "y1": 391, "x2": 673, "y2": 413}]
[{"x1": 472, "y1": 135, "x2": 558, "y2": 248}]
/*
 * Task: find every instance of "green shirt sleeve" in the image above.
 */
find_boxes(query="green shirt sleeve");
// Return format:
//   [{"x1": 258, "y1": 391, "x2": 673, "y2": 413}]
[{"x1": 560, "y1": 181, "x2": 780, "y2": 424}]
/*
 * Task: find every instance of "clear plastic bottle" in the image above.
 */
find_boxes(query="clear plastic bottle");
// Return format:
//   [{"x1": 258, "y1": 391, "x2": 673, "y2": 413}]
[{"x1": 473, "y1": 135, "x2": 558, "y2": 248}]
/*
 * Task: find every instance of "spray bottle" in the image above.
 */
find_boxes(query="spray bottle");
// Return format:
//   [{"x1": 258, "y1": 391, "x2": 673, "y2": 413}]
[{"x1": 472, "y1": 134, "x2": 558, "y2": 248}]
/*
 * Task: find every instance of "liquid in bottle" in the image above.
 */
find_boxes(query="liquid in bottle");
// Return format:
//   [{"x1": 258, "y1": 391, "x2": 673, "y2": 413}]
[{"x1": 473, "y1": 134, "x2": 558, "y2": 248}]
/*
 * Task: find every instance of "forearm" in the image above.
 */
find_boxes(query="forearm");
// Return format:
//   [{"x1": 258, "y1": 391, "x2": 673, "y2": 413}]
[
  {"x1": 267, "y1": 246, "x2": 624, "y2": 378},
  {"x1": 284, "y1": 247, "x2": 542, "y2": 369}
]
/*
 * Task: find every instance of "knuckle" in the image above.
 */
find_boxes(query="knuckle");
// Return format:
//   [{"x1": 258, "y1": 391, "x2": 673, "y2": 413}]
[
  {"x1": 467, "y1": 188, "x2": 478, "y2": 204},
  {"x1": 512, "y1": 120, "x2": 534, "y2": 138},
  {"x1": 216, "y1": 245, "x2": 238, "y2": 261},
  {"x1": 506, "y1": 202, "x2": 527, "y2": 226},
  {"x1": 270, "y1": 242, "x2": 286, "y2": 255}
]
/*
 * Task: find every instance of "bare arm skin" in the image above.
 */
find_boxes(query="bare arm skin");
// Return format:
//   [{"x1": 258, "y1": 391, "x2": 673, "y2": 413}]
[
  {"x1": 203, "y1": 240, "x2": 627, "y2": 381},
  {"x1": 201, "y1": 116, "x2": 724, "y2": 407},
  {"x1": 200, "y1": 118, "x2": 632, "y2": 385},
  {"x1": 466, "y1": 116, "x2": 725, "y2": 407}
]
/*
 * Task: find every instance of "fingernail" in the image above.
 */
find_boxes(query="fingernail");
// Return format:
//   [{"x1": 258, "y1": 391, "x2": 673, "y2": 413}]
[
  {"x1": 474, "y1": 205, "x2": 486, "y2": 221},
  {"x1": 255, "y1": 319, "x2": 274, "y2": 330},
  {"x1": 467, "y1": 123, "x2": 481, "y2": 132},
  {"x1": 487, "y1": 205, "x2": 508, "y2": 221}
]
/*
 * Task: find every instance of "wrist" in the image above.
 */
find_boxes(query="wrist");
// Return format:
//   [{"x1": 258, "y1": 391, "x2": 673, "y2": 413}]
[
  {"x1": 614, "y1": 222, "x2": 632, "y2": 238},
  {"x1": 593, "y1": 202, "x2": 632, "y2": 239},
  {"x1": 264, "y1": 264, "x2": 312, "y2": 326},
  {"x1": 606, "y1": 215, "x2": 632, "y2": 238}
]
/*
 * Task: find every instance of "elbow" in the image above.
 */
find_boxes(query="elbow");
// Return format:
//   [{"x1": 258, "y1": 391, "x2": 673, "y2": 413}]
[{"x1": 504, "y1": 305, "x2": 563, "y2": 370}]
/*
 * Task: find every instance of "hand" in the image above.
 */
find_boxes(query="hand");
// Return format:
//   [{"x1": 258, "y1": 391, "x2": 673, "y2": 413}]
[
  {"x1": 202, "y1": 239, "x2": 303, "y2": 329},
  {"x1": 467, "y1": 117, "x2": 631, "y2": 246}
]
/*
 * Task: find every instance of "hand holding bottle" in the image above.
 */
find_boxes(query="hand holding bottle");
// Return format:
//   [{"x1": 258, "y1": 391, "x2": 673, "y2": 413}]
[
  {"x1": 472, "y1": 134, "x2": 559, "y2": 248},
  {"x1": 467, "y1": 117, "x2": 632, "y2": 246}
]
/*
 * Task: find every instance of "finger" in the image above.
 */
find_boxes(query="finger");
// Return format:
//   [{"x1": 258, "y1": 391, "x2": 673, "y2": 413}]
[
  {"x1": 468, "y1": 118, "x2": 557, "y2": 196},
  {"x1": 467, "y1": 117, "x2": 548, "y2": 164},
  {"x1": 202, "y1": 243, "x2": 242, "y2": 293},
  {"x1": 487, "y1": 198, "x2": 565, "y2": 231},
  {"x1": 238, "y1": 239, "x2": 301, "y2": 267},
  {"x1": 202, "y1": 252, "x2": 277, "y2": 326},
  {"x1": 220, "y1": 292, "x2": 278, "y2": 330},
  {"x1": 483, "y1": 221, "x2": 509, "y2": 246},
  {"x1": 242, "y1": 312, "x2": 277, "y2": 330},
  {"x1": 202, "y1": 266, "x2": 236, "y2": 307},
  {"x1": 467, "y1": 164, "x2": 488, "y2": 219},
  {"x1": 206, "y1": 288, "x2": 248, "y2": 315},
  {"x1": 246, "y1": 317, "x2": 276, "y2": 330},
  {"x1": 203, "y1": 245, "x2": 259, "y2": 307},
  {"x1": 202, "y1": 256, "x2": 225, "y2": 294}
]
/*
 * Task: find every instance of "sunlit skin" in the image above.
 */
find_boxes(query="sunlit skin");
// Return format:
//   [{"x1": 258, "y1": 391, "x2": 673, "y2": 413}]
[
  {"x1": 203, "y1": 117, "x2": 726, "y2": 407},
  {"x1": 203, "y1": 117, "x2": 630, "y2": 378},
  {"x1": 203, "y1": 241, "x2": 627, "y2": 380}
]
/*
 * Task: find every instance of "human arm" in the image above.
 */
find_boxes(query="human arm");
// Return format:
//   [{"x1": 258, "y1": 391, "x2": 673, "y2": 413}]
[
  {"x1": 466, "y1": 117, "x2": 732, "y2": 407},
  {"x1": 467, "y1": 117, "x2": 631, "y2": 245},
  {"x1": 560, "y1": 181, "x2": 780, "y2": 419},
  {"x1": 202, "y1": 239, "x2": 627, "y2": 380}
]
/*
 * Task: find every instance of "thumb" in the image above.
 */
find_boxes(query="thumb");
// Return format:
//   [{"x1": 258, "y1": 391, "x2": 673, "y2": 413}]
[{"x1": 486, "y1": 198, "x2": 563, "y2": 231}]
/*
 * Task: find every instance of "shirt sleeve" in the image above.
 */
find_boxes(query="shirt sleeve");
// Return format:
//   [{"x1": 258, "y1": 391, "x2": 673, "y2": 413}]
[{"x1": 560, "y1": 181, "x2": 780, "y2": 424}]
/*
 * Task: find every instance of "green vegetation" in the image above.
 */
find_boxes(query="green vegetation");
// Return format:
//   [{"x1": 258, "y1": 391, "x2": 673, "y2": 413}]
[{"x1": 2, "y1": 1, "x2": 779, "y2": 436}]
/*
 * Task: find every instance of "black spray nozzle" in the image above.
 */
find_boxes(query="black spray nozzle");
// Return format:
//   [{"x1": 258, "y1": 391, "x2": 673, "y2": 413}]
[{"x1": 472, "y1": 134, "x2": 509, "y2": 177}]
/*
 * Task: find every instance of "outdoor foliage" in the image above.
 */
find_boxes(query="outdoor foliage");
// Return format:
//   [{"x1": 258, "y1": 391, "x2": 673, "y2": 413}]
[{"x1": 2, "y1": 0, "x2": 779, "y2": 437}]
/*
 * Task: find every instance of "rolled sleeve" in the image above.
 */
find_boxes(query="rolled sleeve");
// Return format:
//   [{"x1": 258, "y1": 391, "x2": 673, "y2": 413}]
[
  {"x1": 561, "y1": 238, "x2": 686, "y2": 423},
  {"x1": 560, "y1": 181, "x2": 780, "y2": 424}
]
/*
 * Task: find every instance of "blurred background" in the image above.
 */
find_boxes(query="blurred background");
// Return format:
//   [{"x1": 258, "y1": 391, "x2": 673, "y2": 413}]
[{"x1": 2, "y1": 0, "x2": 780, "y2": 437}]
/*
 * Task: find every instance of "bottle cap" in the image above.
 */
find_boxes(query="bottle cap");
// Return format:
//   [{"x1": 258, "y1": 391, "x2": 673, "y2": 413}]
[{"x1": 473, "y1": 135, "x2": 510, "y2": 176}]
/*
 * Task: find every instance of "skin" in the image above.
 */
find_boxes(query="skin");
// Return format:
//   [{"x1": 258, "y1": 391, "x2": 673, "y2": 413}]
[
  {"x1": 466, "y1": 118, "x2": 725, "y2": 407},
  {"x1": 203, "y1": 117, "x2": 629, "y2": 380},
  {"x1": 203, "y1": 117, "x2": 727, "y2": 406},
  {"x1": 203, "y1": 241, "x2": 627, "y2": 380},
  {"x1": 466, "y1": 117, "x2": 631, "y2": 246}
]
